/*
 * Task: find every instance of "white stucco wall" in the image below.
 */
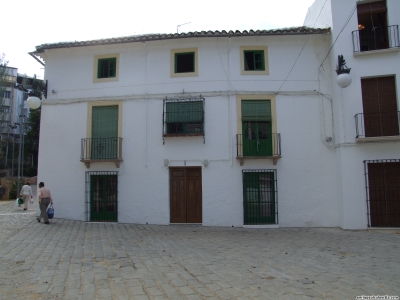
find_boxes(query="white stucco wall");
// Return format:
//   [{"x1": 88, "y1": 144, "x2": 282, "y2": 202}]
[
  {"x1": 326, "y1": 0, "x2": 400, "y2": 229},
  {"x1": 37, "y1": 31, "x2": 361, "y2": 228}
]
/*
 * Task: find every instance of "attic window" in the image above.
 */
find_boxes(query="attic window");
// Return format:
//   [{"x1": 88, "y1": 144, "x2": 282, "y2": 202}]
[
  {"x1": 175, "y1": 52, "x2": 195, "y2": 73},
  {"x1": 93, "y1": 54, "x2": 119, "y2": 83},
  {"x1": 240, "y1": 46, "x2": 269, "y2": 75},
  {"x1": 170, "y1": 48, "x2": 198, "y2": 77},
  {"x1": 98, "y1": 58, "x2": 116, "y2": 78},
  {"x1": 244, "y1": 50, "x2": 265, "y2": 71}
]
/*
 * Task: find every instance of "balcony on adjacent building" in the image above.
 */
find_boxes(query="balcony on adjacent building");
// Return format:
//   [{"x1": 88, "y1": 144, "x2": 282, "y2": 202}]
[
  {"x1": 80, "y1": 137, "x2": 123, "y2": 168},
  {"x1": 352, "y1": 25, "x2": 400, "y2": 53},
  {"x1": 236, "y1": 133, "x2": 281, "y2": 165},
  {"x1": 355, "y1": 111, "x2": 400, "y2": 142}
]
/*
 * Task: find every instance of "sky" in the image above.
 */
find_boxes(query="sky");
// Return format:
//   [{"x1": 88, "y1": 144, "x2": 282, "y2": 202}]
[{"x1": 0, "y1": 0, "x2": 316, "y2": 79}]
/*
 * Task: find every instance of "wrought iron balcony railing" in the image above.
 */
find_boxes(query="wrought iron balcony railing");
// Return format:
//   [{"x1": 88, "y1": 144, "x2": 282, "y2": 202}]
[
  {"x1": 352, "y1": 25, "x2": 400, "y2": 53},
  {"x1": 355, "y1": 111, "x2": 400, "y2": 138},
  {"x1": 236, "y1": 133, "x2": 281, "y2": 165},
  {"x1": 81, "y1": 137, "x2": 123, "y2": 168}
]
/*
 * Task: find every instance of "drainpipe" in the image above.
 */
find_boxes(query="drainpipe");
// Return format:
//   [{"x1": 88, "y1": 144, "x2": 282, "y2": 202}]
[
  {"x1": 143, "y1": 42, "x2": 148, "y2": 168},
  {"x1": 228, "y1": 37, "x2": 233, "y2": 167}
]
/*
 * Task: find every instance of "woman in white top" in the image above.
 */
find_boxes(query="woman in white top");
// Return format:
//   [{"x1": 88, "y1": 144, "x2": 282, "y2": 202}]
[{"x1": 20, "y1": 181, "x2": 33, "y2": 211}]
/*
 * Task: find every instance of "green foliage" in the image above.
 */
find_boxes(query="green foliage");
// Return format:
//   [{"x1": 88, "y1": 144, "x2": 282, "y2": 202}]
[
  {"x1": 25, "y1": 166, "x2": 37, "y2": 177},
  {"x1": 9, "y1": 180, "x2": 22, "y2": 199}
]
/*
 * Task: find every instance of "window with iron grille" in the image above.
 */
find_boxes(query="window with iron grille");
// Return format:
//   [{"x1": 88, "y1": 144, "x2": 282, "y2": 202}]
[
  {"x1": 242, "y1": 169, "x2": 278, "y2": 225},
  {"x1": 364, "y1": 160, "x2": 400, "y2": 228},
  {"x1": 85, "y1": 171, "x2": 118, "y2": 222},
  {"x1": 163, "y1": 97, "x2": 205, "y2": 137},
  {"x1": 3, "y1": 91, "x2": 11, "y2": 98}
]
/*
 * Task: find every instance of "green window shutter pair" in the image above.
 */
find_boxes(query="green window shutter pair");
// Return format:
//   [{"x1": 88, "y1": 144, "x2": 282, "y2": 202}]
[
  {"x1": 166, "y1": 101, "x2": 203, "y2": 122},
  {"x1": 241, "y1": 100, "x2": 271, "y2": 122},
  {"x1": 244, "y1": 50, "x2": 265, "y2": 71},
  {"x1": 98, "y1": 58, "x2": 116, "y2": 78}
]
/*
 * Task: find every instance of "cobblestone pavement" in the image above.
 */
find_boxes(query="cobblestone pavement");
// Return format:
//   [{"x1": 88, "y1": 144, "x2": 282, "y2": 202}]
[{"x1": 0, "y1": 200, "x2": 399, "y2": 300}]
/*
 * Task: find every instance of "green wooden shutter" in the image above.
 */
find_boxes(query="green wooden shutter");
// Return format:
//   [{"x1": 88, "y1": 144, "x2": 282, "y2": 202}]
[
  {"x1": 242, "y1": 100, "x2": 271, "y2": 121},
  {"x1": 92, "y1": 106, "x2": 118, "y2": 138},
  {"x1": 166, "y1": 101, "x2": 203, "y2": 122},
  {"x1": 91, "y1": 106, "x2": 118, "y2": 159}
]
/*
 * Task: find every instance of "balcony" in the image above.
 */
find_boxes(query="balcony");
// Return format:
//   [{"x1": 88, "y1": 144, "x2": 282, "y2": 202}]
[
  {"x1": 236, "y1": 133, "x2": 281, "y2": 165},
  {"x1": 81, "y1": 137, "x2": 123, "y2": 168},
  {"x1": 352, "y1": 25, "x2": 400, "y2": 54},
  {"x1": 355, "y1": 111, "x2": 400, "y2": 142}
]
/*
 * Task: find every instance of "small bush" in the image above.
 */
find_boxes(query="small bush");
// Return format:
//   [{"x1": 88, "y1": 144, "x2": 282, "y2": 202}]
[{"x1": 9, "y1": 181, "x2": 18, "y2": 199}]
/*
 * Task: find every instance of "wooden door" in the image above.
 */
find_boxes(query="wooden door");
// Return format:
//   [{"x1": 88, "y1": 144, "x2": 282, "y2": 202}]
[
  {"x1": 170, "y1": 167, "x2": 202, "y2": 223},
  {"x1": 368, "y1": 162, "x2": 400, "y2": 227}
]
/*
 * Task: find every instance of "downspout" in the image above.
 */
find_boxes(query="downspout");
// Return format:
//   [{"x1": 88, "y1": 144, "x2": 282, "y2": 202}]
[
  {"x1": 143, "y1": 42, "x2": 148, "y2": 167},
  {"x1": 228, "y1": 37, "x2": 233, "y2": 167}
]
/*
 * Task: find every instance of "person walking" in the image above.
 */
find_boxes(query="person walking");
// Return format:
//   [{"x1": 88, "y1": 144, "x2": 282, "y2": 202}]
[
  {"x1": 20, "y1": 181, "x2": 33, "y2": 211},
  {"x1": 37, "y1": 182, "x2": 53, "y2": 225}
]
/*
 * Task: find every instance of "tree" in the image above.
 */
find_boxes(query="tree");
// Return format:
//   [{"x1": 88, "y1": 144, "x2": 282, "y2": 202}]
[
  {"x1": 24, "y1": 77, "x2": 45, "y2": 175},
  {"x1": 0, "y1": 53, "x2": 10, "y2": 160}
]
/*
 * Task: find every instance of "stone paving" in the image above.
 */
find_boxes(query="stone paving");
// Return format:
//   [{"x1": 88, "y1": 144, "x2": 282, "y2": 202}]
[{"x1": 0, "y1": 199, "x2": 399, "y2": 300}]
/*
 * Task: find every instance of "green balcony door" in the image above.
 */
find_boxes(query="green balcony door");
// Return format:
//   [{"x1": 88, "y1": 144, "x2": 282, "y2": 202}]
[
  {"x1": 242, "y1": 121, "x2": 272, "y2": 156},
  {"x1": 243, "y1": 172, "x2": 275, "y2": 225},
  {"x1": 91, "y1": 106, "x2": 118, "y2": 159},
  {"x1": 241, "y1": 100, "x2": 272, "y2": 156},
  {"x1": 90, "y1": 175, "x2": 118, "y2": 222}
]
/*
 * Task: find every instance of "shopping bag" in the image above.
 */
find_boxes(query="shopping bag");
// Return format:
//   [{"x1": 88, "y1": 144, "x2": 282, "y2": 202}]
[
  {"x1": 17, "y1": 198, "x2": 23, "y2": 205},
  {"x1": 47, "y1": 204, "x2": 54, "y2": 219},
  {"x1": 15, "y1": 198, "x2": 20, "y2": 207}
]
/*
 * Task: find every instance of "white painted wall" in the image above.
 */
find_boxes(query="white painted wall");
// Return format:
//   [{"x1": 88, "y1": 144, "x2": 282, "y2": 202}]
[
  {"x1": 306, "y1": 0, "x2": 400, "y2": 229},
  {"x1": 38, "y1": 32, "x2": 345, "y2": 228}
]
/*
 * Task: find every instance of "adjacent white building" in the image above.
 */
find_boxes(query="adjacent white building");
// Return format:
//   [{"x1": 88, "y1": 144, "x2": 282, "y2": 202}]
[{"x1": 31, "y1": 0, "x2": 400, "y2": 229}]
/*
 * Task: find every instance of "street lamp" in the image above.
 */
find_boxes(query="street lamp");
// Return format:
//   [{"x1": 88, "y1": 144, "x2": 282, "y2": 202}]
[
  {"x1": 27, "y1": 96, "x2": 41, "y2": 109},
  {"x1": 335, "y1": 55, "x2": 352, "y2": 88}
]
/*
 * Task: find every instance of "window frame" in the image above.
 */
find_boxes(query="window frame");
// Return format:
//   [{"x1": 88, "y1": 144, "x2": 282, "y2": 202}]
[
  {"x1": 87, "y1": 101, "x2": 123, "y2": 140},
  {"x1": 237, "y1": 95, "x2": 276, "y2": 137},
  {"x1": 240, "y1": 46, "x2": 269, "y2": 75},
  {"x1": 93, "y1": 54, "x2": 120, "y2": 83},
  {"x1": 170, "y1": 48, "x2": 198, "y2": 77}
]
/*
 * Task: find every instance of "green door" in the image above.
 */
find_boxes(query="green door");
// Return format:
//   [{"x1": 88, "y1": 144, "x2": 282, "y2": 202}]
[
  {"x1": 90, "y1": 175, "x2": 118, "y2": 222},
  {"x1": 242, "y1": 121, "x2": 272, "y2": 156},
  {"x1": 91, "y1": 106, "x2": 118, "y2": 159},
  {"x1": 241, "y1": 100, "x2": 272, "y2": 156},
  {"x1": 243, "y1": 172, "x2": 276, "y2": 225}
]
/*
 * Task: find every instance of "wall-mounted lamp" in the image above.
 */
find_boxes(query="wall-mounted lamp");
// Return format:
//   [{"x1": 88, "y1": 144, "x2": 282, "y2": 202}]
[
  {"x1": 26, "y1": 96, "x2": 42, "y2": 109},
  {"x1": 335, "y1": 55, "x2": 352, "y2": 88}
]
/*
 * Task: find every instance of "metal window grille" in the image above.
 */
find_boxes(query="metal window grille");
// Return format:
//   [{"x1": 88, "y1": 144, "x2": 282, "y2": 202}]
[
  {"x1": 364, "y1": 160, "x2": 400, "y2": 228},
  {"x1": 163, "y1": 96, "x2": 205, "y2": 143},
  {"x1": 85, "y1": 171, "x2": 118, "y2": 222},
  {"x1": 242, "y1": 169, "x2": 278, "y2": 225}
]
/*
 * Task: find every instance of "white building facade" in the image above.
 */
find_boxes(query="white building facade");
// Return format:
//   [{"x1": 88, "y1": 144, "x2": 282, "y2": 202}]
[
  {"x1": 305, "y1": 0, "x2": 400, "y2": 229},
  {"x1": 32, "y1": 0, "x2": 399, "y2": 229}
]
